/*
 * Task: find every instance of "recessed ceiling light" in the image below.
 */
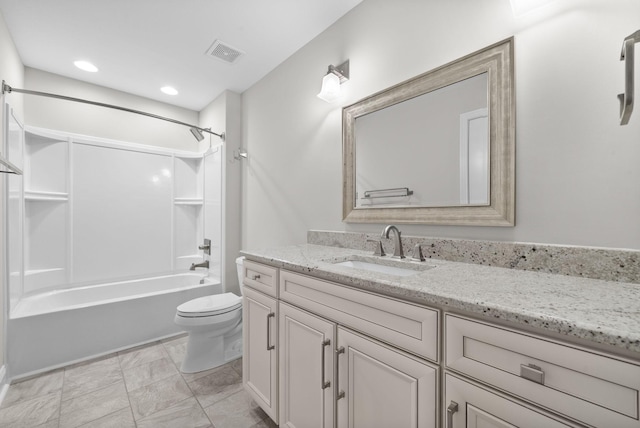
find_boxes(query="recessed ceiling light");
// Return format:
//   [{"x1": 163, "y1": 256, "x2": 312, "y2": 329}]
[
  {"x1": 74, "y1": 60, "x2": 98, "y2": 72},
  {"x1": 161, "y1": 86, "x2": 178, "y2": 95}
]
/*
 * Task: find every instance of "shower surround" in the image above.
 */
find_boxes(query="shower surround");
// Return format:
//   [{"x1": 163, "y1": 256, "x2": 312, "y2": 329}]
[{"x1": 5, "y1": 122, "x2": 222, "y2": 379}]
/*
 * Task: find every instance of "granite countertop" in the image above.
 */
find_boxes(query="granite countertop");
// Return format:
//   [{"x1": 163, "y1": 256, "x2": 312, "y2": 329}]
[{"x1": 241, "y1": 243, "x2": 640, "y2": 358}]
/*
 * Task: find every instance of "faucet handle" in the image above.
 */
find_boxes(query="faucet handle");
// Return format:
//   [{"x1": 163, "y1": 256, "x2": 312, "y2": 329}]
[
  {"x1": 366, "y1": 239, "x2": 386, "y2": 257},
  {"x1": 198, "y1": 238, "x2": 211, "y2": 255},
  {"x1": 411, "y1": 244, "x2": 425, "y2": 262}
]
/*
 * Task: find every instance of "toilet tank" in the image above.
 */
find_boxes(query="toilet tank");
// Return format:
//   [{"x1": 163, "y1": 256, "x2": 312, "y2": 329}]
[{"x1": 236, "y1": 256, "x2": 245, "y2": 295}]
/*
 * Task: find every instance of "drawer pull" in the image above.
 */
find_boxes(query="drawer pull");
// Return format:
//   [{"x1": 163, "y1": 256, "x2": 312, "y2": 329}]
[
  {"x1": 321, "y1": 339, "x2": 331, "y2": 390},
  {"x1": 520, "y1": 364, "x2": 545, "y2": 385},
  {"x1": 447, "y1": 401, "x2": 459, "y2": 428},
  {"x1": 336, "y1": 346, "x2": 345, "y2": 400},
  {"x1": 266, "y1": 312, "x2": 275, "y2": 351},
  {"x1": 251, "y1": 274, "x2": 261, "y2": 280}
]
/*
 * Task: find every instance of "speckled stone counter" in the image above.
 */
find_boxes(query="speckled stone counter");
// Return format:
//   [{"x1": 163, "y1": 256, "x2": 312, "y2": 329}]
[
  {"x1": 308, "y1": 230, "x2": 640, "y2": 284},
  {"x1": 240, "y1": 244, "x2": 640, "y2": 359}
]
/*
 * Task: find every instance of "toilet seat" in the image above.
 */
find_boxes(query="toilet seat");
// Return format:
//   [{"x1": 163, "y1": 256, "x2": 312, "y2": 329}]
[{"x1": 177, "y1": 293, "x2": 242, "y2": 318}]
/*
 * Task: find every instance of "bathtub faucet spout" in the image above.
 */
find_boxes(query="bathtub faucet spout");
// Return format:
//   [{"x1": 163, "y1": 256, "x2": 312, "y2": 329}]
[{"x1": 190, "y1": 260, "x2": 209, "y2": 271}]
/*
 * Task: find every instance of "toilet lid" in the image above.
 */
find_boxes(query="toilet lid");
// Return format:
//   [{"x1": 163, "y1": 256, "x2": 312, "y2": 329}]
[{"x1": 177, "y1": 293, "x2": 242, "y2": 317}]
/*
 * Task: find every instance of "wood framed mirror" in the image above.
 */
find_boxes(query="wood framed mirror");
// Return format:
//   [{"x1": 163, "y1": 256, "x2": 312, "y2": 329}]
[{"x1": 343, "y1": 38, "x2": 515, "y2": 226}]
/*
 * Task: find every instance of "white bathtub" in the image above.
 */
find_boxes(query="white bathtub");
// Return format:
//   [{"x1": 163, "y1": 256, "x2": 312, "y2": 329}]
[{"x1": 7, "y1": 273, "x2": 221, "y2": 379}]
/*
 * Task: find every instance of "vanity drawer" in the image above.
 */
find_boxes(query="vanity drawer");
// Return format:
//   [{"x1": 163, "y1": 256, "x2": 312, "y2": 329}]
[
  {"x1": 279, "y1": 270, "x2": 439, "y2": 362},
  {"x1": 445, "y1": 314, "x2": 640, "y2": 428},
  {"x1": 444, "y1": 373, "x2": 582, "y2": 428},
  {"x1": 243, "y1": 260, "x2": 278, "y2": 297}
]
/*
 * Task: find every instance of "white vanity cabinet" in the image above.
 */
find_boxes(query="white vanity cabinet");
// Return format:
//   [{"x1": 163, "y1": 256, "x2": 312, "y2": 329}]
[
  {"x1": 242, "y1": 260, "x2": 280, "y2": 424},
  {"x1": 244, "y1": 261, "x2": 439, "y2": 428},
  {"x1": 243, "y1": 257, "x2": 640, "y2": 428}
]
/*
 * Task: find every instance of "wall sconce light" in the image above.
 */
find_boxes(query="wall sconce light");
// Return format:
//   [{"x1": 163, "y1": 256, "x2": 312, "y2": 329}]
[{"x1": 317, "y1": 60, "x2": 350, "y2": 103}]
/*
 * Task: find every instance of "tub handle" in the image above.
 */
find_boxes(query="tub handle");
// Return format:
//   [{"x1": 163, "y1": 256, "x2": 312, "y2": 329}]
[
  {"x1": 198, "y1": 238, "x2": 211, "y2": 255},
  {"x1": 266, "y1": 312, "x2": 275, "y2": 351}
]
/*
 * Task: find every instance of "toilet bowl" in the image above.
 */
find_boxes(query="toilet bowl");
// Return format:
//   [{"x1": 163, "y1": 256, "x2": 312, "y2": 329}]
[{"x1": 174, "y1": 256, "x2": 246, "y2": 373}]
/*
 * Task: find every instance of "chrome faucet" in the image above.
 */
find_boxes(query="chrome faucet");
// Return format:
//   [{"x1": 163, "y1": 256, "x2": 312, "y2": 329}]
[
  {"x1": 382, "y1": 225, "x2": 405, "y2": 259},
  {"x1": 190, "y1": 260, "x2": 209, "y2": 271}
]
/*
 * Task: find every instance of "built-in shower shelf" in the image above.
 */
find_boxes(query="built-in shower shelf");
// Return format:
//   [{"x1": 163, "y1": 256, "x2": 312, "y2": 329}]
[
  {"x1": 175, "y1": 152, "x2": 204, "y2": 160},
  {"x1": 174, "y1": 198, "x2": 203, "y2": 205},
  {"x1": 25, "y1": 191, "x2": 69, "y2": 201},
  {"x1": 177, "y1": 254, "x2": 203, "y2": 260},
  {"x1": 24, "y1": 268, "x2": 65, "y2": 277}
]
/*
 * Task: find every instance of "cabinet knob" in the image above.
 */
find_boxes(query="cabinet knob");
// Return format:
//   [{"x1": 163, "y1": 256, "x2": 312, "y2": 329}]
[{"x1": 252, "y1": 274, "x2": 261, "y2": 280}]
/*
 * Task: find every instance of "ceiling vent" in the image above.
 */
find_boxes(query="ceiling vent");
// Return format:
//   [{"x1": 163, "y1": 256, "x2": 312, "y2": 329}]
[{"x1": 205, "y1": 40, "x2": 244, "y2": 64}]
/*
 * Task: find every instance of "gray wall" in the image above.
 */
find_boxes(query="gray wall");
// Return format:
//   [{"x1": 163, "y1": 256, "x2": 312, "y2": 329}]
[{"x1": 241, "y1": 0, "x2": 640, "y2": 250}]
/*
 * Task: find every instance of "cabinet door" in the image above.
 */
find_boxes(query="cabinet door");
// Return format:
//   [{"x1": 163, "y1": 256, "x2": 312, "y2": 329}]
[
  {"x1": 336, "y1": 327, "x2": 438, "y2": 428},
  {"x1": 243, "y1": 287, "x2": 278, "y2": 424},
  {"x1": 279, "y1": 302, "x2": 336, "y2": 428},
  {"x1": 444, "y1": 373, "x2": 579, "y2": 428}
]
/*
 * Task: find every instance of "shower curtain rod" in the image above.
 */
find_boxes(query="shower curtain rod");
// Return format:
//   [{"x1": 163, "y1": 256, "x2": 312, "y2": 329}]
[{"x1": 1, "y1": 80, "x2": 225, "y2": 141}]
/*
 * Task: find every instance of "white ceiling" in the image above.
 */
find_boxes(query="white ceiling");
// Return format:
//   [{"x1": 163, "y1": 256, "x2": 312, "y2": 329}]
[{"x1": 0, "y1": 0, "x2": 362, "y2": 111}]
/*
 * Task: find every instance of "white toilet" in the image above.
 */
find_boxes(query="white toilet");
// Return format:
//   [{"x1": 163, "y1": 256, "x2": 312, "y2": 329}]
[{"x1": 174, "y1": 256, "x2": 245, "y2": 373}]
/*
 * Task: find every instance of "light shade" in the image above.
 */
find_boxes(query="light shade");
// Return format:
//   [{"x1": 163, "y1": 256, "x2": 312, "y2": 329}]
[{"x1": 317, "y1": 72, "x2": 342, "y2": 103}]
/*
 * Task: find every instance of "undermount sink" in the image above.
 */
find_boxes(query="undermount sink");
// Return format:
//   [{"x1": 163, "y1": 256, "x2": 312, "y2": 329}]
[{"x1": 331, "y1": 256, "x2": 435, "y2": 277}]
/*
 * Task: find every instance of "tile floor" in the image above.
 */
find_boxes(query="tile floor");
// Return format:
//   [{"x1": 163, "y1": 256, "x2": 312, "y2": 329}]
[{"x1": 0, "y1": 335, "x2": 278, "y2": 428}]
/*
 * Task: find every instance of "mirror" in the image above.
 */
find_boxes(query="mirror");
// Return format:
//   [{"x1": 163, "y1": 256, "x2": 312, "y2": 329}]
[
  {"x1": 343, "y1": 38, "x2": 514, "y2": 226},
  {"x1": 355, "y1": 73, "x2": 489, "y2": 208}
]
